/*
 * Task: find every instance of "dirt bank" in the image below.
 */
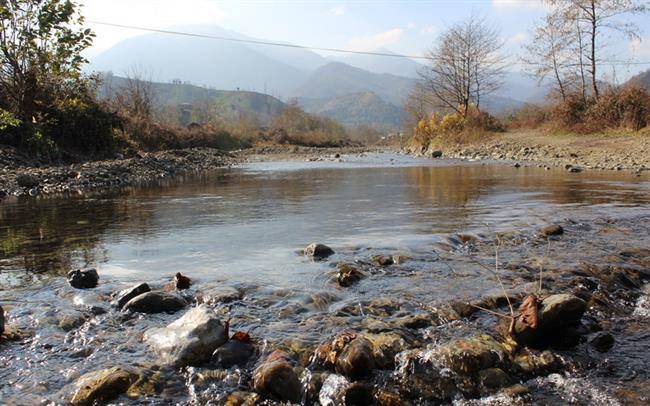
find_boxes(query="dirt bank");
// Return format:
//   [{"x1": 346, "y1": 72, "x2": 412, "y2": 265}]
[
  {"x1": 408, "y1": 130, "x2": 650, "y2": 173},
  {"x1": 234, "y1": 145, "x2": 384, "y2": 163},
  {"x1": 0, "y1": 147, "x2": 236, "y2": 198}
]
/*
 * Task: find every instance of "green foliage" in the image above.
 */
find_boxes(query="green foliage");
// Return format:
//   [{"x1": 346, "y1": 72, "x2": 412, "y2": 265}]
[{"x1": 0, "y1": 108, "x2": 21, "y2": 131}]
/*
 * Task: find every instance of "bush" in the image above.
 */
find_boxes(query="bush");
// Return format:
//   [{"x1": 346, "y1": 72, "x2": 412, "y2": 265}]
[
  {"x1": 411, "y1": 106, "x2": 503, "y2": 147},
  {"x1": 267, "y1": 101, "x2": 350, "y2": 147}
]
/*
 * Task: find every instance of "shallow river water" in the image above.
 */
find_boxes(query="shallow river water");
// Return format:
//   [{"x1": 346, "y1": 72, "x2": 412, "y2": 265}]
[{"x1": 1, "y1": 153, "x2": 649, "y2": 404}]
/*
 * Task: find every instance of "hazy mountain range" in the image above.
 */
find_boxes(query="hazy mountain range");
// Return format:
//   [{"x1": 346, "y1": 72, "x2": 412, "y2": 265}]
[{"x1": 89, "y1": 24, "x2": 550, "y2": 128}]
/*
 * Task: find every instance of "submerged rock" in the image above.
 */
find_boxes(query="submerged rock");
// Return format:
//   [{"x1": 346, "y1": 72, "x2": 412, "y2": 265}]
[
  {"x1": 67, "y1": 269, "x2": 99, "y2": 289},
  {"x1": 58, "y1": 312, "x2": 87, "y2": 332},
  {"x1": 337, "y1": 263, "x2": 365, "y2": 287},
  {"x1": 590, "y1": 332, "x2": 615, "y2": 352},
  {"x1": 438, "y1": 335, "x2": 507, "y2": 375},
  {"x1": 252, "y1": 350, "x2": 301, "y2": 403},
  {"x1": 335, "y1": 337, "x2": 376, "y2": 379},
  {"x1": 69, "y1": 367, "x2": 138, "y2": 405},
  {"x1": 111, "y1": 283, "x2": 151, "y2": 309},
  {"x1": 304, "y1": 243, "x2": 335, "y2": 259},
  {"x1": 122, "y1": 291, "x2": 187, "y2": 314},
  {"x1": 145, "y1": 305, "x2": 227, "y2": 366}
]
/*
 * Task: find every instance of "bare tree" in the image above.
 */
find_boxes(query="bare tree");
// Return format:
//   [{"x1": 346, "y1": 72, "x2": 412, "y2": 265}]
[
  {"x1": 522, "y1": 13, "x2": 576, "y2": 101},
  {"x1": 418, "y1": 16, "x2": 505, "y2": 117},
  {"x1": 403, "y1": 81, "x2": 430, "y2": 124},
  {"x1": 114, "y1": 66, "x2": 156, "y2": 118},
  {"x1": 545, "y1": 0, "x2": 648, "y2": 99}
]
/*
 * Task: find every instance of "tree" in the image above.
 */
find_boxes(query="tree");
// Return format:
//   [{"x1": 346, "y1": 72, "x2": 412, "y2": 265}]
[
  {"x1": 545, "y1": 0, "x2": 647, "y2": 99},
  {"x1": 522, "y1": 13, "x2": 576, "y2": 101},
  {"x1": 0, "y1": 0, "x2": 94, "y2": 123},
  {"x1": 418, "y1": 15, "x2": 505, "y2": 117}
]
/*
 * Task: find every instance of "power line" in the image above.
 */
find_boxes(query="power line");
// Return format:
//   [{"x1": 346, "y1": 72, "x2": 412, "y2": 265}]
[
  {"x1": 87, "y1": 21, "x2": 430, "y2": 61},
  {"x1": 88, "y1": 21, "x2": 650, "y2": 66}
]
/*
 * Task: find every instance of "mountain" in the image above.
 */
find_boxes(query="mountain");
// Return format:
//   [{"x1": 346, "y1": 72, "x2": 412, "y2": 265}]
[
  {"x1": 291, "y1": 62, "x2": 415, "y2": 106},
  {"x1": 100, "y1": 75, "x2": 286, "y2": 125},
  {"x1": 297, "y1": 92, "x2": 405, "y2": 128},
  {"x1": 89, "y1": 25, "x2": 328, "y2": 96},
  {"x1": 626, "y1": 69, "x2": 650, "y2": 89},
  {"x1": 327, "y1": 47, "x2": 423, "y2": 78}
]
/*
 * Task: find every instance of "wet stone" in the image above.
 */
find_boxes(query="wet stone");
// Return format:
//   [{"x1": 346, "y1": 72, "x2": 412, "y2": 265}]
[
  {"x1": 304, "y1": 243, "x2": 335, "y2": 260},
  {"x1": 111, "y1": 283, "x2": 151, "y2": 309},
  {"x1": 145, "y1": 305, "x2": 227, "y2": 366},
  {"x1": 439, "y1": 335, "x2": 507, "y2": 375},
  {"x1": 58, "y1": 312, "x2": 86, "y2": 332},
  {"x1": 372, "y1": 255, "x2": 394, "y2": 266},
  {"x1": 337, "y1": 263, "x2": 365, "y2": 287},
  {"x1": 319, "y1": 374, "x2": 374, "y2": 406},
  {"x1": 478, "y1": 368, "x2": 514, "y2": 390},
  {"x1": 212, "y1": 338, "x2": 255, "y2": 368},
  {"x1": 122, "y1": 291, "x2": 187, "y2": 314},
  {"x1": 16, "y1": 174, "x2": 39, "y2": 188},
  {"x1": 67, "y1": 268, "x2": 99, "y2": 289},
  {"x1": 69, "y1": 366, "x2": 139, "y2": 405},
  {"x1": 252, "y1": 350, "x2": 301, "y2": 403},
  {"x1": 335, "y1": 336, "x2": 376, "y2": 379}
]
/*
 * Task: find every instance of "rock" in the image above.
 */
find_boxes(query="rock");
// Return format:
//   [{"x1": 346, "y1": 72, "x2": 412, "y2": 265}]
[
  {"x1": 212, "y1": 335, "x2": 255, "y2": 368},
  {"x1": 122, "y1": 291, "x2": 187, "y2": 314},
  {"x1": 513, "y1": 349, "x2": 561, "y2": 375},
  {"x1": 335, "y1": 337, "x2": 376, "y2": 379},
  {"x1": 501, "y1": 384, "x2": 529, "y2": 397},
  {"x1": 304, "y1": 243, "x2": 335, "y2": 259},
  {"x1": 165, "y1": 273, "x2": 191, "y2": 291},
  {"x1": 69, "y1": 367, "x2": 138, "y2": 405},
  {"x1": 145, "y1": 305, "x2": 227, "y2": 366},
  {"x1": 372, "y1": 255, "x2": 394, "y2": 266},
  {"x1": 590, "y1": 332, "x2": 615, "y2": 352},
  {"x1": 0, "y1": 305, "x2": 4, "y2": 336},
  {"x1": 478, "y1": 368, "x2": 513, "y2": 389},
  {"x1": 111, "y1": 283, "x2": 151, "y2": 309},
  {"x1": 67, "y1": 269, "x2": 99, "y2": 289},
  {"x1": 318, "y1": 374, "x2": 374, "y2": 406},
  {"x1": 514, "y1": 162, "x2": 521, "y2": 168},
  {"x1": 541, "y1": 224, "x2": 564, "y2": 236},
  {"x1": 199, "y1": 286, "x2": 242, "y2": 305},
  {"x1": 16, "y1": 174, "x2": 39, "y2": 188},
  {"x1": 438, "y1": 335, "x2": 506, "y2": 375},
  {"x1": 568, "y1": 166, "x2": 583, "y2": 173},
  {"x1": 58, "y1": 312, "x2": 86, "y2": 332},
  {"x1": 337, "y1": 263, "x2": 365, "y2": 287},
  {"x1": 252, "y1": 350, "x2": 301, "y2": 403}
]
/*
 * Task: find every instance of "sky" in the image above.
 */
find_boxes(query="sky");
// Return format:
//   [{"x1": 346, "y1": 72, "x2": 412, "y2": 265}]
[{"x1": 80, "y1": 0, "x2": 650, "y2": 78}]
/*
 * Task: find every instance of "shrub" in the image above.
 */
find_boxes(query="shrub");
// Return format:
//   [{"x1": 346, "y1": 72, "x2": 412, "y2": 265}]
[{"x1": 411, "y1": 106, "x2": 503, "y2": 147}]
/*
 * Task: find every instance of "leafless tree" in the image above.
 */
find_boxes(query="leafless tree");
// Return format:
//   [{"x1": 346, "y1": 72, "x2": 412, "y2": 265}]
[
  {"x1": 114, "y1": 66, "x2": 156, "y2": 118},
  {"x1": 522, "y1": 13, "x2": 576, "y2": 101},
  {"x1": 403, "y1": 81, "x2": 430, "y2": 124},
  {"x1": 418, "y1": 15, "x2": 506, "y2": 117},
  {"x1": 545, "y1": 0, "x2": 648, "y2": 99}
]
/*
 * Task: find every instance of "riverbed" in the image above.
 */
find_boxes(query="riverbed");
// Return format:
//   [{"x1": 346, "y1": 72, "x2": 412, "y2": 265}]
[{"x1": 1, "y1": 153, "x2": 649, "y2": 404}]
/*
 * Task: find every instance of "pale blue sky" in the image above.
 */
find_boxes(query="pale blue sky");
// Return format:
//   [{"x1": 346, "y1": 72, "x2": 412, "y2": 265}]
[{"x1": 81, "y1": 0, "x2": 650, "y2": 77}]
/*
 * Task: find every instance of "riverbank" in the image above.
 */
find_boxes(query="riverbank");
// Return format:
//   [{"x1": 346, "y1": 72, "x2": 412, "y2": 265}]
[
  {"x1": 407, "y1": 130, "x2": 650, "y2": 173},
  {"x1": 0, "y1": 147, "x2": 237, "y2": 198}
]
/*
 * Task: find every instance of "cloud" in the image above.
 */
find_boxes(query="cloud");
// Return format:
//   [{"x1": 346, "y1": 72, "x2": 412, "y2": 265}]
[
  {"x1": 330, "y1": 5, "x2": 345, "y2": 16},
  {"x1": 348, "y1": 28, "x2": 404, "y2": 51},
  {"x1": 492, "y1": 0, "x2": 546, "y2": 11}
]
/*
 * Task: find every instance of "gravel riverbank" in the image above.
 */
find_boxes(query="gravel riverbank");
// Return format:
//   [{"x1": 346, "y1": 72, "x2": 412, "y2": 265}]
[{"x1": 0, "y1": 147, "x2": 237, "y2": 198}]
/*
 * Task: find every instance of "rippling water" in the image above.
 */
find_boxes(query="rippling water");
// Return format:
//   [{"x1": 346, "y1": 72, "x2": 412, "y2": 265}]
[{"x1": 1, "y1": 153, "x2": 649, "y2": 403}]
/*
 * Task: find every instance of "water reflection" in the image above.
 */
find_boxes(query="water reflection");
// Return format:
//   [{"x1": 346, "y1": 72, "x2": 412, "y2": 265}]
[{"x1": 1, "y1": 158, "x2": 648, "y2": 289}]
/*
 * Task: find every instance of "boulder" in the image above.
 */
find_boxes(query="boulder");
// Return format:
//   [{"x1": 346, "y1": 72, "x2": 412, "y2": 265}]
[
  {"x1": 513, "y1": 294, "x2": 586, "y2": 346},
  {"x1": 69, "y1": 367, "x2": 138, "y2": 405},
  {"x1": 337, "y1": 263, "x2": 365, "y2": 287},
  {"x1": 252, "y1": 350, "x2": 301, "y2": 403},
  {"x1": 111, "y1": 283, "x2": 151, "y2": 309},
  {"x1": 145, "y1": 305, "x2": 227, "y2": 366},
  {"x1": 122, "y1": 291, "x2": 187, "y2": 314},
  {"x1": 304, "y1": 243, "x2": 335, "y2": 260},
  {"x1": 16, "y1": 174, "x2": 39, "y2": 188},
  {"x1": 67, "y1": 269, "x2": 99, "y2": 289},
  {"x1": 431, "y1": 150, "x2": 443, "y2": 158}
]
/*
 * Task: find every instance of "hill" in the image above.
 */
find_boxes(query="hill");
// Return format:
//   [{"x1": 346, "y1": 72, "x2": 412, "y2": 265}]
[
  {"x1": 297, "y1": 92, "x2": 405, "y2": 128},
  {"x1": 327, "y1": 48, "x2": 423, "y2": 77},
  {"x1": 626, "y1": 69, "x2": 650, "y2": 89},
  {"x1": 291, "y1": 62, "x2": 415, "y2": 106}
]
